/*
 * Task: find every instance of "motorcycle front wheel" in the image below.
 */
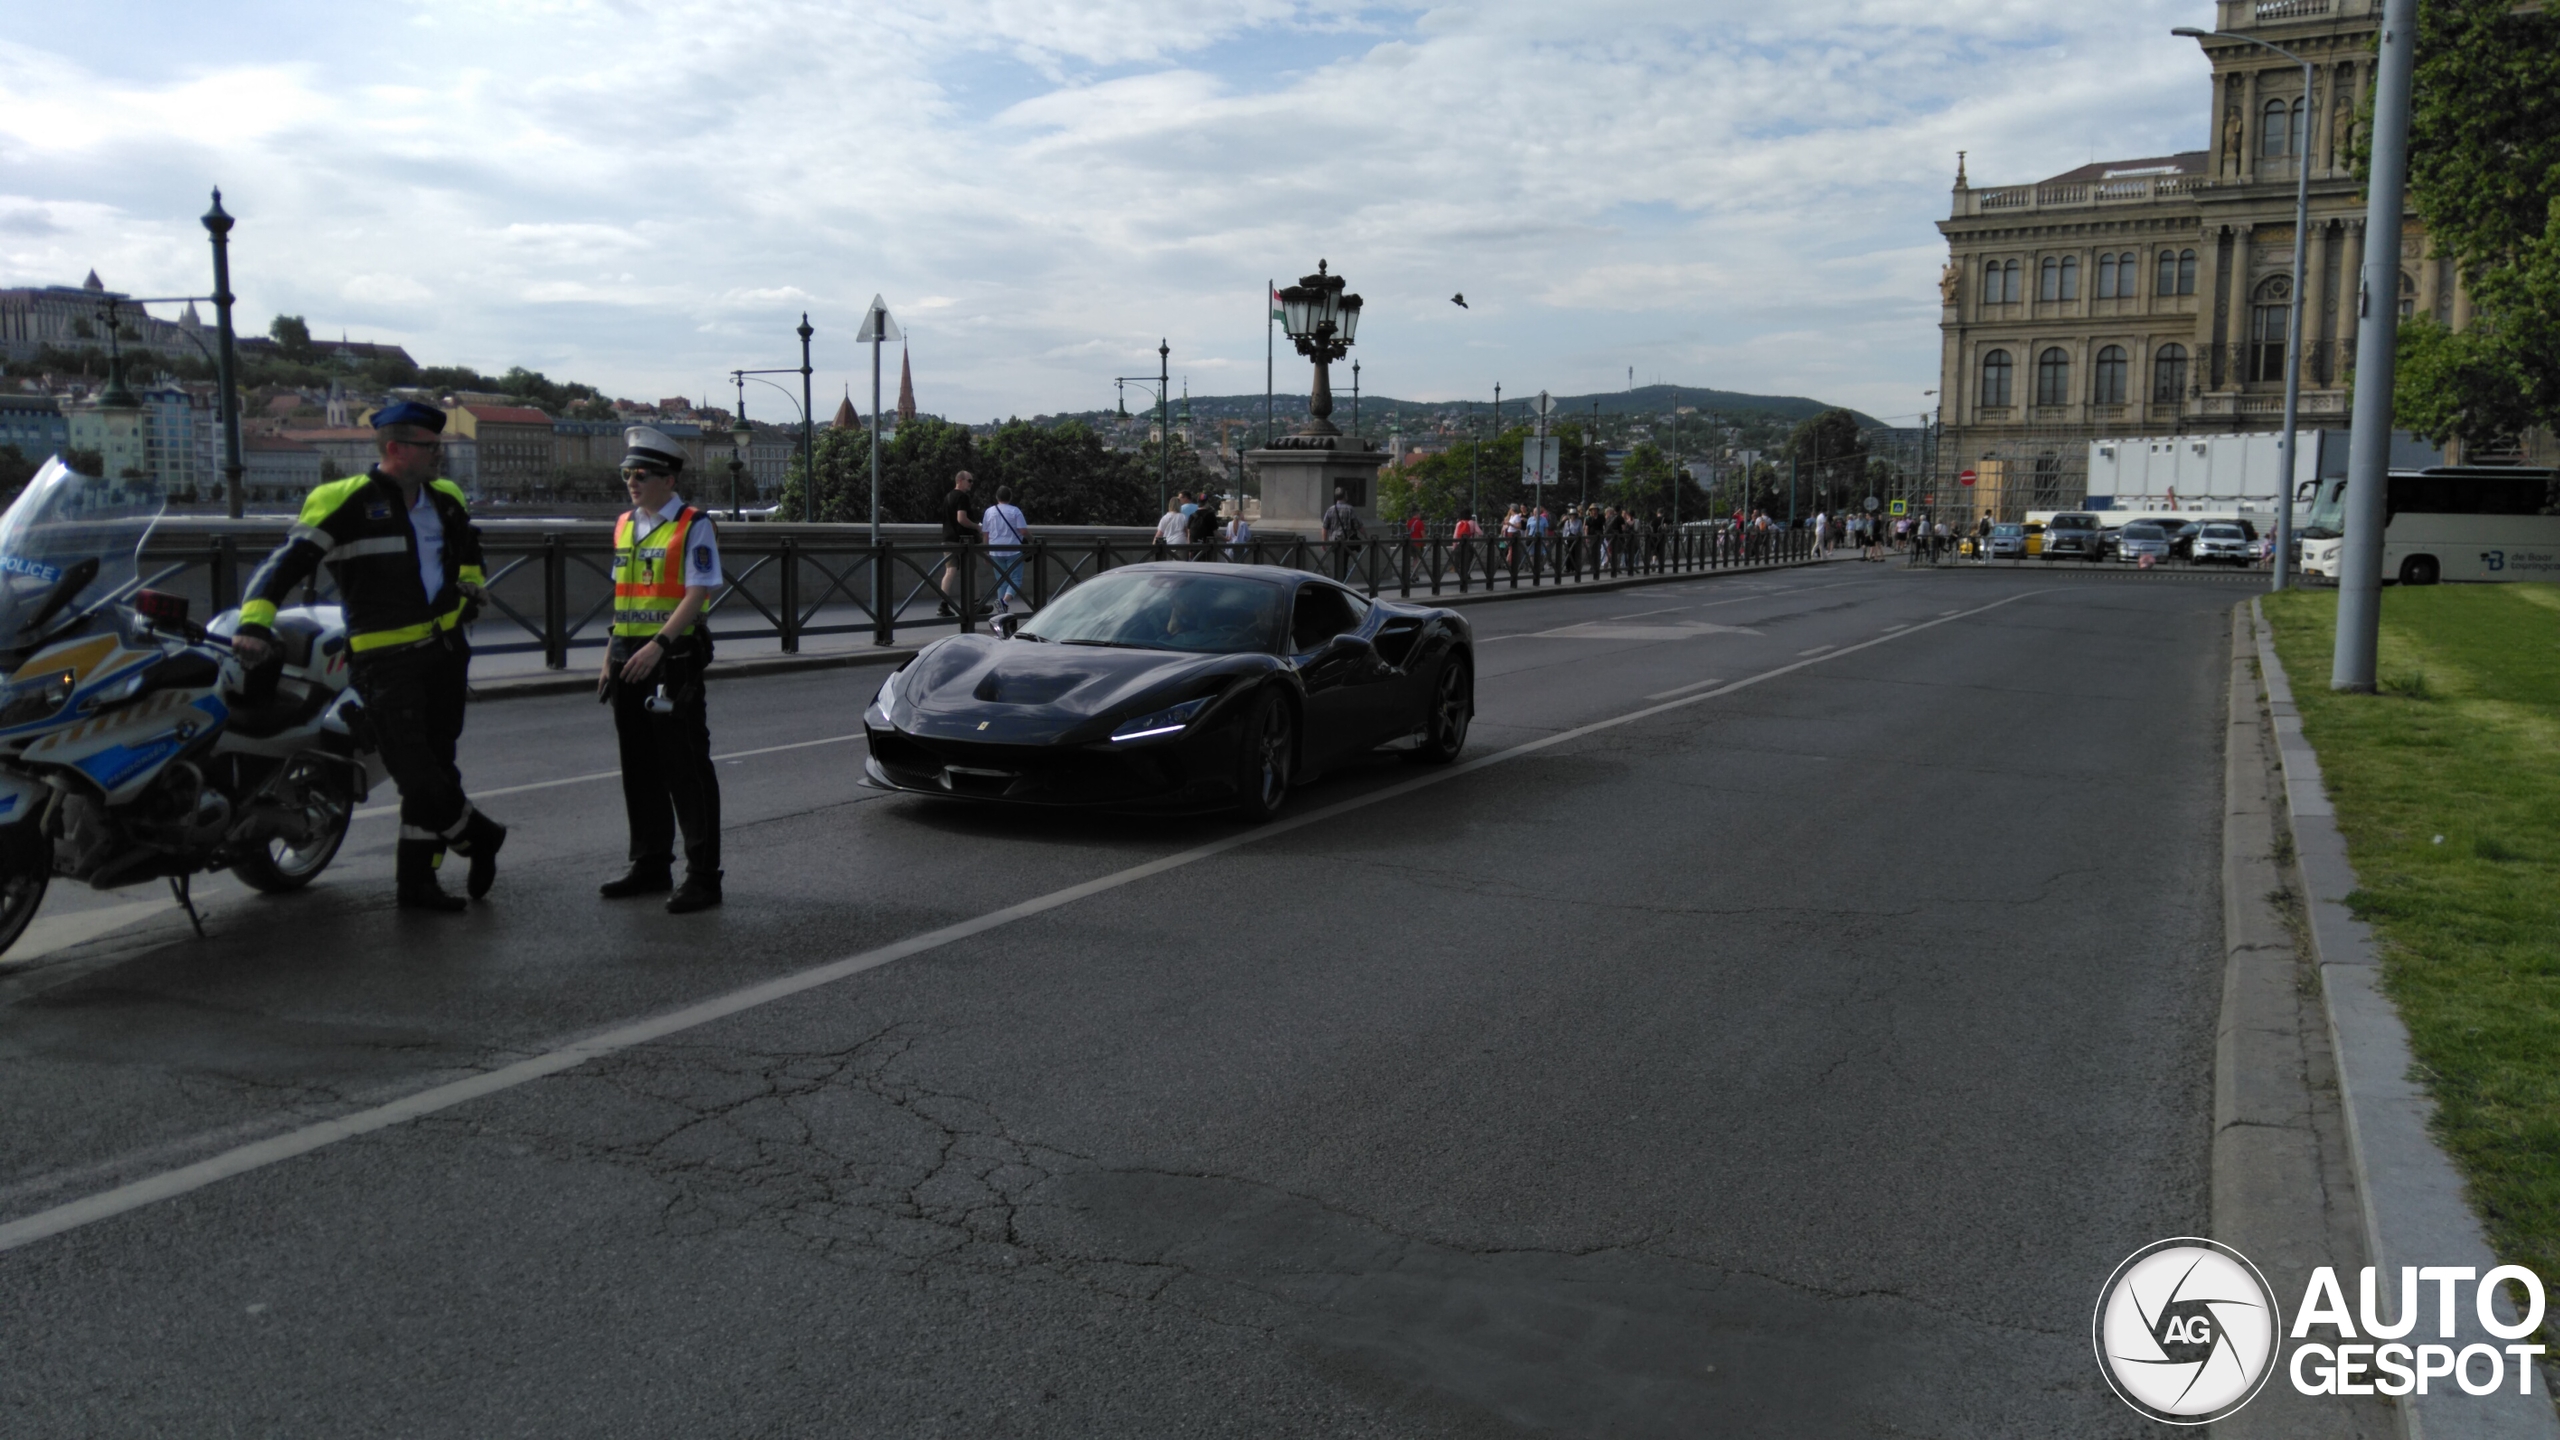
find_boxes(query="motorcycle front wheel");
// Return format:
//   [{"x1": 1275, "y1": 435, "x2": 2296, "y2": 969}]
[
  {"x1": 231, "y1": 785, "x2": 353, "y2": 894},
  {"x1": 0, "y1": 824, "x2": 52, "y2": 957}
]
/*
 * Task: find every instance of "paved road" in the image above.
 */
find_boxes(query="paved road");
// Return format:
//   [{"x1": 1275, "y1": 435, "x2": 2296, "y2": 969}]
[{"x1": 0, "y1": 563, "x2": 2246, "y2": 1437}]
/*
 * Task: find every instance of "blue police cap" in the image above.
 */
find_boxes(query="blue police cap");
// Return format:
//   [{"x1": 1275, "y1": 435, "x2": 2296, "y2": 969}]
[{"x1": 371, "y1": 400, "x2": 447, "y2": 434}]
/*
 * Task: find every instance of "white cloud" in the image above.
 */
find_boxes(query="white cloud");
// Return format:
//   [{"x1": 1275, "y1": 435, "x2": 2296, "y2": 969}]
[{"x1": 0, "y1": 0, "x2": 2213, "y2": 420}]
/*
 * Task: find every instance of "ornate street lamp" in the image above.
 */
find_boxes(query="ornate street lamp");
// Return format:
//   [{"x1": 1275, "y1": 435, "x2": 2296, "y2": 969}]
[
  {"x1": 727, "y1": 404, "x2": 754, "y2": 521},
  {"x1": 1273, "y1": 260, "x2": 1363, "y2": 444}
]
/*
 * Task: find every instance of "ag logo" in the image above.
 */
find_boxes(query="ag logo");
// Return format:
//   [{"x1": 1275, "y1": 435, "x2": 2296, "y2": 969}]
[{"x1": 2093, "y1": 1238, "x2": 2280, "y2": 1423}]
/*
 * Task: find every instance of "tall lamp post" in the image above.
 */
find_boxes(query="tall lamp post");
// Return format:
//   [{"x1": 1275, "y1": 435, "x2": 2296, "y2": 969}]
[
  {"x1": 2174, "y1": 25, "x2": 2313, "y2": 592},
  {"x1": 730, "y1": 367, "x2": 807, "y2": 514},
  {"x1": 727, "y1": 376, "x2": 753, "y2": 520},
  {"x1": 2329, "y1": 0, "x2": 2415, "y2": 691},
  {"x1": 1113, "y1": 345, "x2": 1175, "y2": 517},
  {"x1": 201, "y1": 191, "x2": 245, "y2": 519}
]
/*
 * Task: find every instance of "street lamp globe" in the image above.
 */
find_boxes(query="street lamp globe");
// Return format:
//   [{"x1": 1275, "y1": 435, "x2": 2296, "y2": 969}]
[
  {"x1": 729, "y1": 413, "x2": 754, "y2": 455},
  {"x1": 1273, "y1": 260, "x2": 1365, "y2": 444}
]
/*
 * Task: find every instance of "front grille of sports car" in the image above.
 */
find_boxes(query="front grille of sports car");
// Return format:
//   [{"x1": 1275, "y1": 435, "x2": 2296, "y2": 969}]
[{"x1": 868, "y1": 728, "x2": 1221, "y2": 805}]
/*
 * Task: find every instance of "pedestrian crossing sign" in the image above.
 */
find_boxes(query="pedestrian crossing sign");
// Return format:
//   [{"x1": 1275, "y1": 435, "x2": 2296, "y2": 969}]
[{"x1": 1888, "y1": 499, "x2": 1908, "y2": 517}]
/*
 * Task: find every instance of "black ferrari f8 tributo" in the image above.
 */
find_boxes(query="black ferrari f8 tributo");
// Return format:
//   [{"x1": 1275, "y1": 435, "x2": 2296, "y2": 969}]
[{"x1": 861, "y1": 563, "x2": 1473, "y2": 819}]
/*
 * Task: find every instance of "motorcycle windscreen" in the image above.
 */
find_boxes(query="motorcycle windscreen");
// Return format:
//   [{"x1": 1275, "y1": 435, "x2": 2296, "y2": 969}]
[{"x1": 0, "y1": 456, "x2": 164, "y2": 649}]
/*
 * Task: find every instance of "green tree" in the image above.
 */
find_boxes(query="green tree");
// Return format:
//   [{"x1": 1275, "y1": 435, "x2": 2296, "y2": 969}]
[
  {"x1": 2393, "y1": 0, "x2": 2560, "y2": 446},
  {"x1": 269, "y1": 314, "x2": 314, "y2": 361},
  {"x1": 1785, "y1": 409, "x2": 1869, "y2": 513}
]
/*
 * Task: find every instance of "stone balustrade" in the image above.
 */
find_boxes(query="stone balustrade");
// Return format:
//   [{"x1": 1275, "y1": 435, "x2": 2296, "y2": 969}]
[{"x1": 1955, "y1": 173, "x2": 2201, "y2": 218}]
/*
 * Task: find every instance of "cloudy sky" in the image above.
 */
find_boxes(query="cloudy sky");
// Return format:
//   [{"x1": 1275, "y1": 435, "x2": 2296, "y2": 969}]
[{"x1": 2, "y1": 1, "x2": 2214, "y2": 426}]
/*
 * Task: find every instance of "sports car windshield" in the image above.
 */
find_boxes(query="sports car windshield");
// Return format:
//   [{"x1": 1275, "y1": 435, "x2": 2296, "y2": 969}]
[{"x1": 1018, "y1": 570, "x2": 1286, "y2": 654}]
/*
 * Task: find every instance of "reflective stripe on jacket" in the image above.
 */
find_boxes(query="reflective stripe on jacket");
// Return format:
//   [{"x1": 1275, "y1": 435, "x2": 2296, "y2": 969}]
[
  {"x1": 239, "y1": 471, "x2": 484, "y2": 651},
  {"x1": 612, "y1": 505, "x2": 703, "y2": 637}
]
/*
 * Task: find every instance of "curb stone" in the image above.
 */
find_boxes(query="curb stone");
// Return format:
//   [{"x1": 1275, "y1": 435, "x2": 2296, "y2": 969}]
[
  {"x1": 2250, "y1": 598, "x2": 2560, "y2": 1440},
  {"x1": 2215, "y1": 603, "x2": 2390, "y2": 1438}
]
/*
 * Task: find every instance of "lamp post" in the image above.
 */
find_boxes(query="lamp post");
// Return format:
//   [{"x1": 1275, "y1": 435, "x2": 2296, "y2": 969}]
[
  {"x1": 1112, "y1": 354, "x2": 1175, "y2": 516},
  {"x1": 796, "y1": 314, "x2": 814, "y2": 524},
  {"x1": 1351, "y1": 359, "x2": 1360, "y2": 442},
  {"x1": 200, "y1": 191, "x2": 245, "y2": 519},
  {"x1": 727, "y1": 377, "x2": 753, "y2": 520},
  {"x1": 1273, "y1": 260, "x2": 1364, "y2": 439},
  {"x1": 730, "y1": 367, "x2": 807, "y2": 514},
  {"x1": 2174, "y1": 25, "x2": 2313, "y2": 593},
  {"x1": 2328, "y1": 0, "x2": 2415, "y2": 690}
]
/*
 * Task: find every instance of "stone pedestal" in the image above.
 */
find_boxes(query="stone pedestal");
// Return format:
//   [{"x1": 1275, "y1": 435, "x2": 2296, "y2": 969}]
[{"x1": 1247, "y1": 438, "x2": 1386, "y2": 536}]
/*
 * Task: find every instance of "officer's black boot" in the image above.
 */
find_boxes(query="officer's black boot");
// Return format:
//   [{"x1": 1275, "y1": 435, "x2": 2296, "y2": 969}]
[
  {"x1": 396, "y1": 840, "x2": 466, "y2": 913},
  {"x1": 666, "y1": 870, "x2": 723, "y2": 914},
  {"x1": 454, "y1": 811, "x2": 506, "y2": 900},
  {"x1": 600, "y1": 861, "x2": 674, "y2": 899}
]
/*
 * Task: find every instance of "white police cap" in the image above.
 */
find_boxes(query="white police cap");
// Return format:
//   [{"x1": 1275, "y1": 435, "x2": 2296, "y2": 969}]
[{"x1": 622, "y1": 425, "x2": 686, "y2": 473}]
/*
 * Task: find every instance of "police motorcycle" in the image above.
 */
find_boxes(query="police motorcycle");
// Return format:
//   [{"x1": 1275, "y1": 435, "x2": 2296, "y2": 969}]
[{"x1": 0, "y1": 457, "x2": 385, "y2": 957}]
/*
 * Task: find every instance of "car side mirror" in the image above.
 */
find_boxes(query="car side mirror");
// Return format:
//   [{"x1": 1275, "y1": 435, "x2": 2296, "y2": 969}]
[{"x1": 994, "y1": 611, "x2": 1022, "y2": 639}]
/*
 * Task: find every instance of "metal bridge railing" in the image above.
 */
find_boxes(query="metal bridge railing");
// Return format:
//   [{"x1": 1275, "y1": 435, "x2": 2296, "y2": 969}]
[{"x1": 132, "y1": 521, "x2": 1816, "y2": 670}]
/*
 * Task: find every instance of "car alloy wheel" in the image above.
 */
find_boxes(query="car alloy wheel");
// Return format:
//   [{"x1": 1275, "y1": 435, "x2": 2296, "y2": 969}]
[
  {"x1": 1235, "y1": 689, "x2": 1294, "y2": 822},
  {"x1": 1407, "y1": 656, "x2": 1471, "y2": 765}
]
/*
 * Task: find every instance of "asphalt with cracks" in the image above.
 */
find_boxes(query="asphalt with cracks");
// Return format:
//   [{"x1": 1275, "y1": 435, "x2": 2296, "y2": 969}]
[{"x1": 0, "y1": 562, "x2": 2247, "y2": 1437}]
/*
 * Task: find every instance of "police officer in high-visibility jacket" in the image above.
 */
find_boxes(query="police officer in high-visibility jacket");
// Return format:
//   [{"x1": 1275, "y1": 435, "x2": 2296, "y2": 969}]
[
  {"x1": 596, "y1": 427, "x2": 723, "y2": 913},
  {"x1": 233, "y1": 401, "x2": 506, "y2": 911}
]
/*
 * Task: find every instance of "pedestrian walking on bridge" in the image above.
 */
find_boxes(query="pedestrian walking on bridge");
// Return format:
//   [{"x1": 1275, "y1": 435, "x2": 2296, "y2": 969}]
[{"x1": 597, "y1": 427, "x2": 724, "y2": 913}]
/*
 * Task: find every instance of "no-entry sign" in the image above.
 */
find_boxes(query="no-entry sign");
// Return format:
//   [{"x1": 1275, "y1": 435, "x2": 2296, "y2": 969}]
[{"x1": 1959, "y1": 469, "x2": 1978, "y2": 486}]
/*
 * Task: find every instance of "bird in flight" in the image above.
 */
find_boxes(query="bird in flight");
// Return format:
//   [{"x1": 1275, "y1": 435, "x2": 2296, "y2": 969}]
[{"x1": 1450, "y1": 293, "x2": 1468, "y2": 308}]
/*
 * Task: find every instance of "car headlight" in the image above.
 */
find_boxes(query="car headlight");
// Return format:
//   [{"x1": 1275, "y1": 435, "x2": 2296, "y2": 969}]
[
  {"x1": 1110, "y1": 696, "x2": 1211, "y2": 743},
  {"x1": 874, "y1": 664, "x2": 905, "y2": 714},
  {"x1": 0, "y1": 669, "x2": 75, "y2": 728}
]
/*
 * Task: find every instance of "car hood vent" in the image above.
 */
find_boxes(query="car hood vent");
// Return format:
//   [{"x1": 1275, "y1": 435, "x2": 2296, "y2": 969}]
[{"x1": 974, "y1": 669, "x2": 1089, "y2": 705}]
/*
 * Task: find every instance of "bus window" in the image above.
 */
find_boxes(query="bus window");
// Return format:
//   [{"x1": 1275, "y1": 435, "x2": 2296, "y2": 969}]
[{"x1": 2304, "y1": 479, "x2": 2348, "y2": 535}]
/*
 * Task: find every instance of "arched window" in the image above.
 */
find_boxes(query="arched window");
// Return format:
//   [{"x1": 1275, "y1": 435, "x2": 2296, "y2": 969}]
[
  {"x1": 1981, "y1": 349, "x2": 2013, "y2": 407},
  {"x1": 2118, "y1": 251, "x2": 2138, "y2": 295},
  {"x1": 2159, "y1": 249, "x2": 2180, "y2": 296},
  {"x1": 2178, "y1": 248, "x2": 2198, "y2": 295},
  {"x1": 2153, "y1": 344, "x2": 2190, "y2": 402},
  {"x1": 2250, "y1": 275, "x2": 2293, "y2": 382},
  {"x1": 2003, "y1": 259, "x2": 2020, "y2": 302},
  {"x1": 2059, "y1": 255, "x2": 2080, "y2": 300},
  {"x1": 1983, "y1": 259, "x2": 2004, "y2": 304},
  {"x1": 2398, "y1": 270, "x2": 2417, "y2": 319},
  {"x1": 2290, "y1": 98, "x2": 2308, "y2": 159},
  {"x1": 2263, "y1": 98, "x2": 2290, "y2": 157},
  {"x1": 2098, "y1": 253, "x2": 2118, "y2": 299},
  {"x1": 2040, "y1": 256, "x2": 2061, "y2": 302},
  {"x1": 2036, "y1": 347, "x2": 2071, "y2": 407},
  {"x1": 2093, "y1": 345, "x2": 2129, "y2": 404}
]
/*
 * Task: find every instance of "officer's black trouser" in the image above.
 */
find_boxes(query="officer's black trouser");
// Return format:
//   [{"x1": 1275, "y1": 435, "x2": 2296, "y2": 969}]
[
  {"x1": 351, "y1": 635, "x2": 473, "y2": 846},
  {"x1": 610, "y1": 638, "x2": 720, "y2": 879}
]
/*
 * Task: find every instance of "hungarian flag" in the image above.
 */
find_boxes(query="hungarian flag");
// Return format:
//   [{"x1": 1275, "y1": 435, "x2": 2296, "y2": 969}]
[{"x1": 1271, "y1": 285, "x2": 1284, "y2": 323}]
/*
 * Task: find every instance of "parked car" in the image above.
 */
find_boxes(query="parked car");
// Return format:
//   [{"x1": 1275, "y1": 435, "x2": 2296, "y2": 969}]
[
  {"x1": 2022, "y1": 521, "x2": 2044, "y2": 556},
  {"x1": 2163, "y1": 521, "x2": 2201, "y2": 561},
  {"x1": 2191, "y1": 521, "x2": 2256, "y2": 565},
  {"x1": 2113, "y1": 521, "x2": 2173, "y2": 565},
  {"x1": 2042, "y1": 512, "x2": 2104, "y2": 560},
  {"x1": 1986, "y1": 522, "x2": 2026, "y2": 559}
]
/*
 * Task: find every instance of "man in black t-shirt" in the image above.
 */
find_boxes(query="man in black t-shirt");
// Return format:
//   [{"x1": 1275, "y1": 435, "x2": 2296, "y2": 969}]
[{"x1": 938, "y1": 471, "x2": 978, "y2": 616}]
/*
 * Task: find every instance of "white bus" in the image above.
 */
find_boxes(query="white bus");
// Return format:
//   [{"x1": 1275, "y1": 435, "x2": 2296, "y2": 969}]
[{"x1": 2297, "y1": 468, "x2": 2560, "y2": 585}]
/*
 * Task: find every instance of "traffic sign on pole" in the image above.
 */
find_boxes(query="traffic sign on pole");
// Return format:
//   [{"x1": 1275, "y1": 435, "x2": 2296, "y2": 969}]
[
  {"x1": 1521, "y1": 436, "x2": 1561, "y2": 486},
  {"x1": 1959, "y1": 469, "x2": 1977, "y2": 487}
]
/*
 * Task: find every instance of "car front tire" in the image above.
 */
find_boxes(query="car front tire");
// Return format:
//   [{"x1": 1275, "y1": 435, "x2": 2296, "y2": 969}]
[
  {"x1": 1233, "y1": 688, "x2": 1294, "y2": 822},
  {"x1": 1406, "y1": 655, "x2": 1472, "y2": 766}
]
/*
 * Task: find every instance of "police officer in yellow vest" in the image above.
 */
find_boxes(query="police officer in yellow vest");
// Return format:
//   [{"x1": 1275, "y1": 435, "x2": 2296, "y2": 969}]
[
  {"x1": 234, "y1": 401, "x2": 506, "y2": 910},
  {"x1": 597, "y1": 427, "x2": 723, "y2": 912}
]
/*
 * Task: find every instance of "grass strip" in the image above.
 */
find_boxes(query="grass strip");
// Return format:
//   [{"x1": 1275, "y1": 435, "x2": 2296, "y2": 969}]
[{"x1": 2262, "y1": 584, "x2": 2560, "y2": 1275}]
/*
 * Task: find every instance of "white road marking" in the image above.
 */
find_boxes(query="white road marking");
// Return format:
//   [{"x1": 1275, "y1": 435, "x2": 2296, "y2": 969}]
[
  {"x1": 1880, "y1": 623, "x2": 1907, "y2": 631},
  {"x1": 0, "y1": 589, "x2": 2046, "y2": 1255},
  {"x1": 354, "y1": 733, "x2": 863, "y2": 819},
  {"x1": 1644, "y1": 677, "x2": 1727, "y2": 700},
  {"x1": 1796, "y1": 645, "x2": 1835, "y2": 657}
]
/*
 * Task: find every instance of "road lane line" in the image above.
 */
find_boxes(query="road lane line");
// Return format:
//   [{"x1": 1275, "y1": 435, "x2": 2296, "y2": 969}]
[
  {"x1": 1796, "y1": 645, "x2": 1835, "y2": 656},
  {"x1": 353, "y1": 734, "x2": 864, "y2": 819},
  {"x1": 1644, "y1": 677, "x2": 1726, "y2": 700},
  {"x1": 0, "y1": 587, "x2": 2049, "y2": 1255}
]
